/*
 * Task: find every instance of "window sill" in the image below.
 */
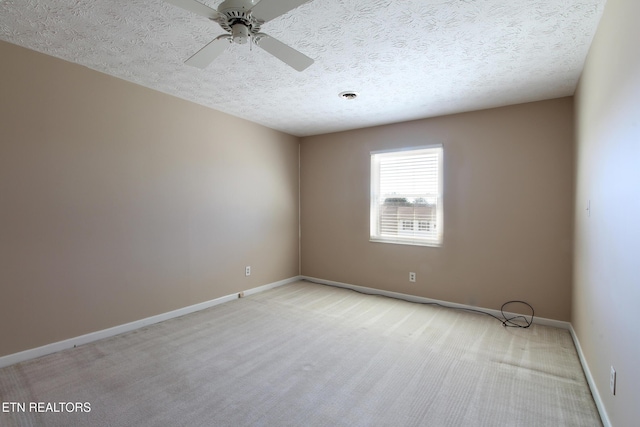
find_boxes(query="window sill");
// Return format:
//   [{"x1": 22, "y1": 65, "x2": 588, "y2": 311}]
[{"x1": 369, "y1": 237, "x2": 441, "y2": 248}]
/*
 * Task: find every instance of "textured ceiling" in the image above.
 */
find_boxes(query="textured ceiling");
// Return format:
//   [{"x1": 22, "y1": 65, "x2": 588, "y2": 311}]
[{"x1": 0, "y1": 0, "x2": 605, "y2": 136}]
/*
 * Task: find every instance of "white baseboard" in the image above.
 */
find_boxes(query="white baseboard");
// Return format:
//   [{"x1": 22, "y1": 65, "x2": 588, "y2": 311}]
[
  {"x1": 0, "y1": 276, "x2": 301, "y2": 369},
  {"x1": 569, "y1": 325, "x2": 611, "y2": 427},
  {"x1": 301, "y1": 276, "x2": 571, "y2": 330}
]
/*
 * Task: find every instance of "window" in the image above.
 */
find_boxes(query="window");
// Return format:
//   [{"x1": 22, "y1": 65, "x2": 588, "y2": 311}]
[{"x1": 370, "y1": 145, "x2": 443, "y2": 246}]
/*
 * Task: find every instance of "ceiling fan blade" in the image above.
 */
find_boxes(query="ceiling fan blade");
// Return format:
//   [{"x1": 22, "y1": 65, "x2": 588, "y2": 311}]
[
  {"x1": 185, "y1": 36, "x2": 231, "y2": 68},
  {"x1": 250, "y1": 0, "x2": 311, "y2": 23},
  {"x1": 165, "y1": 0, "x2": 220, "y2": 19},
  {"x1": 257, "y1": 34, "x2": 314, "y2": 71}
]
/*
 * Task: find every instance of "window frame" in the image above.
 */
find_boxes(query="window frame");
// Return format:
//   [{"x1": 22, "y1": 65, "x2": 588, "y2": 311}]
[{"x1": 370, "y1": 145, "x2": 443, "y2": 247}]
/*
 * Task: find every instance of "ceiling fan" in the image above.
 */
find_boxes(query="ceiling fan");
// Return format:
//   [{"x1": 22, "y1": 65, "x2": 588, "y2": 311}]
[{"x1": 165, "y1": 0, "x2": 314, "y2": 71}]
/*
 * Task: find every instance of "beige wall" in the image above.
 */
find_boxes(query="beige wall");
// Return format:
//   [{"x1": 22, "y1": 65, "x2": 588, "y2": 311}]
[
  {"x1": 0, "y1": 41, "x2": 300, "y2": 357},
  {"x1": 301, "y1": 98, "x2": 574, "y2": 321},
  {"x1": 574, "y1": 0, "x2": 640, "y2": 424}
]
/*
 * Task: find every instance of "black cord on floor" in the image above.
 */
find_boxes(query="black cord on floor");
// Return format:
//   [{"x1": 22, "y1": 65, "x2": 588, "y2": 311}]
[
  {"x1": 500, "y1": 300, "x2": 534, "y2": 328},
  {"x1": 334, "y1": 284, "x2": 534, "y2": 328}
]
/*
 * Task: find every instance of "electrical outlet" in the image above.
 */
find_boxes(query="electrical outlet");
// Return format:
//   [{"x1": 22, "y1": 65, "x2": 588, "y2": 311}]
[
  {"x1": 409, "y1": 272, "x2": 416, "y2": 282},
  {"x1": 245, "y1": 266, "x2": 251, "y2": 276},
  {"x1": 610, "y1": 366, "x2": 616, "y2": 395}
]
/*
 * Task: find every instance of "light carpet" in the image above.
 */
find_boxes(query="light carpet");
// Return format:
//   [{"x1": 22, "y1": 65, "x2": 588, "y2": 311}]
[{"x1": 0, "y1": 280, "x2": 602, "y2": 426}]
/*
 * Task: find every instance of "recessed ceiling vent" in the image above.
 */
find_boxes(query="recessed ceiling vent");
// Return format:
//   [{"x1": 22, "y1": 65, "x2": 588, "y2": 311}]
[{"x1": 339, "y1": 91, "x2": 359, "y2": 100}]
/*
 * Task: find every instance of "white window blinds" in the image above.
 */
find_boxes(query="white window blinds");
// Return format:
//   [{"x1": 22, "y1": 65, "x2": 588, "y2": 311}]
[{"x1": 370, "y1": 146, "x2": 443, "y2": 246}]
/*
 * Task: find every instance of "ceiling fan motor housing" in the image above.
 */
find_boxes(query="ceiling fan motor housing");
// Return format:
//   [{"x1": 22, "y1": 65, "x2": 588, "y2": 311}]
[{"x1": 213, "y1": 0, "x2": 263, "y2": 44}]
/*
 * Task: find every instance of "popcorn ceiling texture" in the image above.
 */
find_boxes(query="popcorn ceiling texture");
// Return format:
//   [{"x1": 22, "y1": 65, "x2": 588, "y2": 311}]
[{"x1": 0, "y1": 0, "x2": 605, "y2": 136}]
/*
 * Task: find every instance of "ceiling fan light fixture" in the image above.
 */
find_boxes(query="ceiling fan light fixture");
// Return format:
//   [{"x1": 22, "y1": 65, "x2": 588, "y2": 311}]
[
  {"x1": 231, "y1": 23, "x2": 249, "y2": 44},
  {"x1": 339, "y1": 91, "x2": 359, "y2": 100}
]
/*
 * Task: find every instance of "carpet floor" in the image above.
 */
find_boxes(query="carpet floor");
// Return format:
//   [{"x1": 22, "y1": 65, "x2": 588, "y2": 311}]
[{"x1": 0, "y1": 280, "x2": 602, "y2": 426}]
